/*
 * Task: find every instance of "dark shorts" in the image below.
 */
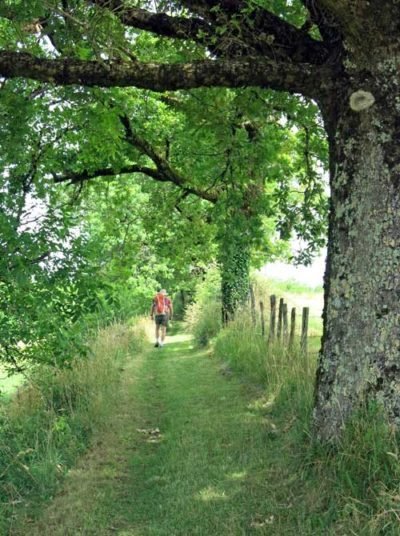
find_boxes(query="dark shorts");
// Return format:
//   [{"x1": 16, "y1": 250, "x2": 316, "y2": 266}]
[{"x1": 155, "y1": 314, "x2": 168, "y2": 327}]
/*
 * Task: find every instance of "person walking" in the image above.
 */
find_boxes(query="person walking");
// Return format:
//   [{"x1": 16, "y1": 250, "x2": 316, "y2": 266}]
[{"x1": 150, "y1": 289, "x2": 173, "y2": 347}]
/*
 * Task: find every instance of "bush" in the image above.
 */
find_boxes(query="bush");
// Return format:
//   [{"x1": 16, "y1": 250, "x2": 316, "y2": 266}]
[
  {"x1": 0, "y1": 320, "x2": 146, "y2": 533},
  {"x1": 185, "y1": 268, "x2": 222, "y2": 346}
]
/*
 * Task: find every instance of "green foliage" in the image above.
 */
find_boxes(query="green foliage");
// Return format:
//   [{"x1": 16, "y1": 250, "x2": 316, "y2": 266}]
[
  {"x1": 217, "y1": 211, "x2": 253, "y2": 319},
  {"x1": 0, "y1": 1, "x2": 328, "y2": 480},
  {"x1": 185, "y1": 268, "x2": 222, "y2": 346}
]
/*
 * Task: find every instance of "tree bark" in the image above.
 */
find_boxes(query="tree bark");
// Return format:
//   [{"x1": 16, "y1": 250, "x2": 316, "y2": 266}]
[
  {"x1": 314, "y1": 47, "x2": 400, "y2": 441},
  {"x1": 0, "y1": 51, "x2": 332, "y2": 98}
]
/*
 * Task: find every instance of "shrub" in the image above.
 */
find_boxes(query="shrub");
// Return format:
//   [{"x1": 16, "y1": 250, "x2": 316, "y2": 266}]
[{"x1": 185, "y1": 268, "x2": 222, "y2": 346}]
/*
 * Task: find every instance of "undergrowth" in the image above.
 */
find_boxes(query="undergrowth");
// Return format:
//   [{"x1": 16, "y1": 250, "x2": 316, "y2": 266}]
[
  {"x1": 0, "y1": 319, "x2": 146, "y2": 534},
  {"x1": 184, "y1": 267, "x2": 222, "y2": 346},
  {"x1": 188, "y1": 271, "x2": 400, "y2": 534}
]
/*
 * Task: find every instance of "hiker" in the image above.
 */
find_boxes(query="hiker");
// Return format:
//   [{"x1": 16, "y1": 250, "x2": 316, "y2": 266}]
[{"x1": 150, "y1": 289, "x2": 173, "y2": 347}]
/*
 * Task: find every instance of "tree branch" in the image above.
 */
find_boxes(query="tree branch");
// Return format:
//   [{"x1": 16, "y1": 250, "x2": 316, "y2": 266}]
[
  {"x1": 0, "y1": 51, "x2": 333, "y2": 99},
  {"x1": 53, "y1": 162, "x2": 218, "y2": 203},
  {"x1": 177, "y1": 0, "x2": 330, "y2": 63},
  {"x1": 300, "y1": 0, "x2": 342, "y2": 45},
  {"x1": 53, "y1": 164, "x2": 161, "y2": 184},
  {"x1": 119, "y1": 114, "x2": 218, "y2": 203},
  {"x1": 92, "y1": 0, "x2": 330, "y2": 64},
  {"x1": 90, "y1": 0, "x2": 211, "y2": 42}
]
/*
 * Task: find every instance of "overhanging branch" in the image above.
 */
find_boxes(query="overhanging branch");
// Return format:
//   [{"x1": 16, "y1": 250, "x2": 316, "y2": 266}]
[
  {"x1": 90, "y1": 0, "x2": 211, "y2": 42},
  {"x1": 53, "y1": 162, "x2": 218, "y2": 203},
  {"x1": 53, "y1": 164, "x2": 162, "y2": 184},
  {"x1": 0, "y1": 51, "x2": 333, "y2": 99},
  {"x1": 91, "y1": 0, "x2": 329, "y2": 64},
  {"x1": 177, "y1": 0, "x2": 330, "y2": 63},
  {"x1": 119, "y1": 114, "x2": 218, "y2": 203}
]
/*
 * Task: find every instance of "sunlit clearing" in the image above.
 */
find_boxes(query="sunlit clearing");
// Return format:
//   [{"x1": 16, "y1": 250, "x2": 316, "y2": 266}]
[{"x1": 169, "y1": 333, "x2": 192, "y2": 343}]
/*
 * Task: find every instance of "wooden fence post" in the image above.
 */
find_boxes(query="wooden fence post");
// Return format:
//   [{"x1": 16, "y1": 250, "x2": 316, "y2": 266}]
[
  {"x1": 269, "y1": 295, "x2": 276, "y2": 342},
  {"x1": 277, "y1": 298, "x2": 284, "y2": 341},
  {"x1": 249, "y1": 284, "x2": 256, "y2": 326},
  {"x1": 260, "y1": 301, "x2": 265, "y2": 337},
  {"x1": 289, "y1": 307, "x2": 296, "y2": 349},
  {"x1": 301, "y1": 307, "x2": 309, "y2": 354},
  {"x1": 283, "y1": 303, "x2": 288, "y2": 343}
]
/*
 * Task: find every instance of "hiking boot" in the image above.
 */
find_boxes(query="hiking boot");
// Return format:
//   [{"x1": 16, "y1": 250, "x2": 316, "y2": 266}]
[{"x1": 154, "y1": 342, "x2": 159, "y2": 347}]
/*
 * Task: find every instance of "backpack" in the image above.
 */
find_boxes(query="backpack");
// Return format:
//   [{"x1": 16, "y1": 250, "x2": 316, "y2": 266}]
[{"x1": 154, "y1": 293, "x2": 167, "y2": 314}]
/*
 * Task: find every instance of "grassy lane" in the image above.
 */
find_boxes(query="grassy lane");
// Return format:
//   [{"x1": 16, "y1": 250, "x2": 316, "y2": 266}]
[
  {"x1": 114, "y1": 333, "x2": 288, "y2": 536},
  {"x1": 18, "y1": 327, "x2": 328, "y2": 535}
]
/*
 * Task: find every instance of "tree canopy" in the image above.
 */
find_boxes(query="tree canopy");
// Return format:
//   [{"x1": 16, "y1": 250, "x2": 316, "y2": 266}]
[{"x1": 2, "y1": 0, "x2": 399, "y2": 441}]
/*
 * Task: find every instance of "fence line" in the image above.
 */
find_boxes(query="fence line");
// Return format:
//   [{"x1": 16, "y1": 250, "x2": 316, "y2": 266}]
[
  {"x1": 257, "y1": 295, "x2": 311, "y2": 354},
  {"x1": 277, "y1": 298, "x2": 284, "y2": 340},
  {"x1": 249, "y1": 284, "x2": 257, "y2": 326},
  {"x1": 301, "y1": 307, "x2": 309, "y2": 355},
  {"x1": 289, "y1": 307, "x2": 296, "y2": 349}
]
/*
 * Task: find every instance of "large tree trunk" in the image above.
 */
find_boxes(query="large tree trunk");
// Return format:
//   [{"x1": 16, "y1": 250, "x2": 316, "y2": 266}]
[{"x1": 314, "y1": 51, "x2": 400, "y2": 441}]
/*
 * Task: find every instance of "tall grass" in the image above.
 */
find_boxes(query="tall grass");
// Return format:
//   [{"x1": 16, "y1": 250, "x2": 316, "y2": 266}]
[
  {"x1": 0, "y1": 319, "x2": 146, "y2": 533},
  {"x1": 186, "y1": 269, "x2": 400, "y2": 533},
  {"x1": 213, "y1": 312, "x2": 400, "y2": 533},
  {"x1": 214, "y1": 310, "x2": 316, "y2": 422}
]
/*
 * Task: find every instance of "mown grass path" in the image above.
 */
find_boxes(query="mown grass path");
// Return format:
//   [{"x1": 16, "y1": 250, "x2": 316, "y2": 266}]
[{"x1": 19, "y1": 329, "x2": 308, "y2": 536}]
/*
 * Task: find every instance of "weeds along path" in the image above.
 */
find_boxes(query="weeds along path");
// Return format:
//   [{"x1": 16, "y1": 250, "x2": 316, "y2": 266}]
[{"x1": 19, "y1": 328, "x2": 300, "y2": 535}]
